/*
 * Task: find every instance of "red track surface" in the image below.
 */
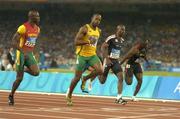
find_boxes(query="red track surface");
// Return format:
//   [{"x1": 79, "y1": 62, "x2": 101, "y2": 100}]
[{"x1": 0, "y1": 91, "x2": 180, "y2": 119}]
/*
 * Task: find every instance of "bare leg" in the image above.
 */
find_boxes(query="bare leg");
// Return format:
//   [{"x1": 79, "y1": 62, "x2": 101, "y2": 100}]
[
  {"x1": 83, "y1": 62, "x2": 103, "y2": 81},
  {"x1": 24, "y1": 64, "x2": 40, "y2": 76},
  {"x1": 10, "y1": 71, "x2": 24, "y2": 96},
  {"x1": 9, "y1": 71, "x2": 24, "y2": 105},
  {"x1": 67, "y1": 70, "x2": 83, "y2": 98},
  {"x1": 115, "y1": 72, "x2": 123, "y2": 95},
  {"x1": 133, "y1": 73, "x2": 143, "y2": 97}
]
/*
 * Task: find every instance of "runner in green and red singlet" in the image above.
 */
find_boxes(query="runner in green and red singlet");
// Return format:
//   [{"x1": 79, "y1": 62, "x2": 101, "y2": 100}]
[{"x1": 8, "y1": 10, "x2": 40, "y2": 106}]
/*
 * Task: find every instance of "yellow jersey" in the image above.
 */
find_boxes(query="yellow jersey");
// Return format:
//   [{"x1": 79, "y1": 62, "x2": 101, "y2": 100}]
[{"x1": 76, "y1": 24, "x2": 100, "y2": 57}]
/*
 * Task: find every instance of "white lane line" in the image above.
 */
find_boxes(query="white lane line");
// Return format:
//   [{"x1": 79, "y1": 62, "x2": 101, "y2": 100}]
[
  {"x1": 0, "y1": 112, "x2": 82, "y2": 119},
  {"x1": 0, "y1": 102, "x2": 178, "y2": 119},
  {"x1": 0, "y1": 107, "x2": 119, "y2": 118},
  {"x1": 169, "y1": 115, "x2": 180, "y2": 117},
  {"x1": 0, "y1": 99, "x2": 179, "y2": 114},
  {"x1": 1, "y1": 90, "x2": 180, "y2": 103},
  {"x1": 1, "y1": 105, "x2": 178, "y2": 119},
  {"x1": 1, "y1": 94, "x2": 179, "y2": 109},
  {"x1": 108, "y1": 113, "x2": 178, "y2": 119},
  {"x1": 0, "y1": 105, "x2": 150, "y2": 117}
]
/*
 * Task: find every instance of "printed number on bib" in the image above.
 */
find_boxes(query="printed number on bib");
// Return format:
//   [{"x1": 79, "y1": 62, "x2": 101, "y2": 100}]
[
  {"x1": 109, "y1": 48, "x2": 120, "y2": 59},
  {"x1": 25, "y1": 41, "x2": 35, "y2": 47},
  {"x1": 25, "y1": 37, "x2": 37, "y2": 47},
  {"x1": 126, "y1": 64, "x2": 130, "y2": 68},
  {"x1": 89, "y1": 36, "x2": 98, "y2": 47}
]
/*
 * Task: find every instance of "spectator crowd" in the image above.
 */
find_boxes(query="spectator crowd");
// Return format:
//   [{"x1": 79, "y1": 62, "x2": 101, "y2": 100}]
[{"x1": 0, "y1": 10, "x2": 179, "y2": 71}]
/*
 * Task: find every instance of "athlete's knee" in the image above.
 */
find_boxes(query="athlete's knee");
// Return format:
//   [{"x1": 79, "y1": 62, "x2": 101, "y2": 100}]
[
  {"x1": 32, "y1": 71, "x2": 40, "y2": 76},
  {"x1": 96, "y1": 68, "x2": 103, "y2": 75},
  {"x1": 100, "y1": 78, "x2": 106, "y2": 84},
  {"x1": 137, "y1": 78, "x2": 142, "y2": 85},
  {"x1": 118, "y1": 78, "x2": 123, "y2": 84},
  {"x1": 125, "y1": 78, "x2": 132, "y2": 85},
  {"x1": 116, "y1": 72, "x2": 123, "y2": 82},
  {"x1": 99, "y1": 76, "x2": 106, "y2": 84}
]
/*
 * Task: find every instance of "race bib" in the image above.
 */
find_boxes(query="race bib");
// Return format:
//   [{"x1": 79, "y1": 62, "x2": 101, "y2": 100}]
[
  {"x1": 109, "y1": 48, "x2": 120, "y2": 59},
  {"x1": 89, "y1": 36, "x2": 98, "y2": 47},
  {"x1": 25, "y1": 37, "x2": 36, "y2": 47},
  {"x1": 126, "y1": 64, "x2": 130, "y2": 68}
]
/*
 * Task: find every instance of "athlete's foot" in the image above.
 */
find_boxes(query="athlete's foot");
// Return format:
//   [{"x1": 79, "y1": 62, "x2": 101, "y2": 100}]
[
  {"x1": 88, "y1": 80, "x2": 92, "y2": 91},
  {"x1": 81, "y1": 76, "x2": 88, "y2": 93},
  {"x1": 131, "y1": 96, "x2": 139, "y2": 102},
  {"x1": 65, "y1": 96, "x2": 73, "y2": 106},
  {"x1": 115, "y1": 98, "x2": 127, "y2": 105},
  {"x1": 8, "y1": 94, "x2": 14, "y2": 106}
]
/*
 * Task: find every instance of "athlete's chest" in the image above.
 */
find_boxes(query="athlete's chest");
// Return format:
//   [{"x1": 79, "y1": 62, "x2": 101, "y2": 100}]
[
  {"x1": 109, "y1": 38, "x2": 123, "y2": 49},
  {"x1": 133, "y1": 50, "x2": 146, "y2": 59},
  {"x1": 87, "y1": 29, "x2": 99, "y2": 39},
  {"x1": 24, "y1": 27, "x2": 39, "y2": 47},
  {"x1": 26, "y1": 26, "x2": 39, "y2": 37},
  {"x1": 108, "y1": 38, "x2": 124, "y2": 59}
]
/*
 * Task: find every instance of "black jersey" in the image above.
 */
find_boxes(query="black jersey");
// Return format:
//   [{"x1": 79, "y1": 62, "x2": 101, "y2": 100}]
[
  {"x1": 127, "y1": 42, "x2": 147, "y2": 64},
  {"x1": 105, "y1": 34, "x2": 125, "y2": 59}
]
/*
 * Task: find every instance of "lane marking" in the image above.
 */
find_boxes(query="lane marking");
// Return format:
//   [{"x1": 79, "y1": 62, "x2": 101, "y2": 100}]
[
  {"x1": 0, "y1": 112, "x2": 82, "y2": 119},
  {"x1": 108, "y1": 113, "x2": 177, "y2": 119},
  {"x1": 1, "y1": 90, "x2": 180, "y2": 103}
]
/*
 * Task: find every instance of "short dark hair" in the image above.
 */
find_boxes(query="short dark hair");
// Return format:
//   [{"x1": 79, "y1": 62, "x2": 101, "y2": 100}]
[
  {"x1": 28, "y1": 10, "x2": 39, "y2": 17},
  {"x1": 91, "y1": 13, "x2": 101, "y2": 19},
  {"x1": 117, "y1": 24, "x2": 125, "y2": 29}
]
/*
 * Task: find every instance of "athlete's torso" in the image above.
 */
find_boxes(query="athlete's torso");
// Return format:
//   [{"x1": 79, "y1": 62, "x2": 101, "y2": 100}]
[
  {"x1": 127, "y1": 42, "x2": 147, "y2": 64},
  {"x1": 106, "y1": 34, "x2": 125, "y2": 59},
  {"x1": 76, "y1": 24, "x2": 100, "y2": 57},
  {"x1": 18, "y1": 22, "x2": 40, "y2": 52}
]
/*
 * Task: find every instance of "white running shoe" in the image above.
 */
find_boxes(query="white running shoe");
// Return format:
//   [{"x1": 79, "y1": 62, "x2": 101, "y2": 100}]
[
  {"x1": 131, "y1": 96, "x2": 139, "y2": 102},
  {"x1": 88, "y1": 80, "x2": 92, "y2": 91}
]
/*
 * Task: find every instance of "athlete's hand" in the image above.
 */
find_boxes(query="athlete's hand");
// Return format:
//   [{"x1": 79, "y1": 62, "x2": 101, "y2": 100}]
[
  {"x1": 22, "y1": 51, "x2": 29, "y2": 59},
  {"x1": 106, "y1": 58, "x2": 113, "y2": 66}
]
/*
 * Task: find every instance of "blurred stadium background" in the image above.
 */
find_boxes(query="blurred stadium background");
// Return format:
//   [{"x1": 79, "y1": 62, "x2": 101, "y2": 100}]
[
  {"x1": 0, "y1": 0, "x2": 179, "y2": 73},
  {"x1": 0, "y1": 0, "x2": 180, "y2": 75},
  {"x1": 0, "y1": 0, "x2": 179, "y2": 101}
]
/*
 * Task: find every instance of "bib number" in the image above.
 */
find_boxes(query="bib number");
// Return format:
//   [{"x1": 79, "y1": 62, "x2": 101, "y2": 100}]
[
  {"x1": 126, "y1": 64, "x2": 130, "y2": 68},
  {"x1": 25, "y1": 41, "x2": 35, "y2": 47},
  {"x1": 89, "y1": 36, "x2": 98, "y2": 47},
  {"x1": 109, "y1": 49, "x2": 120, "y2": 59}
]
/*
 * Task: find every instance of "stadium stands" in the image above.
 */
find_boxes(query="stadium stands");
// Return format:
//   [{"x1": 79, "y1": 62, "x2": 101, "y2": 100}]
[{"x1": 0, "y1": 2, "x2": 179, "y2": 70}]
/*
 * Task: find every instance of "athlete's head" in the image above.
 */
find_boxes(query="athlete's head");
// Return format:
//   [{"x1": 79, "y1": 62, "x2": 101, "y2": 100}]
[
  {"x1": 116, "y1": 25, "x2": 125, "y2": 38},
  {"x1": 144, "y1": 39, "x2": 150, "y2": 49},
  {"x1": 91, "y1": 14, "x2": 102, "y2": 27},
  {"x1": 28, "y1": 10, "x2": 40, "y2": 25}
]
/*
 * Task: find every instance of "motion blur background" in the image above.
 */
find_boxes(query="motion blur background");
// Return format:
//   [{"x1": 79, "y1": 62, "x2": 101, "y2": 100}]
[{"x1": 0, "y1": 0, "x2": 180, "y2": 72}]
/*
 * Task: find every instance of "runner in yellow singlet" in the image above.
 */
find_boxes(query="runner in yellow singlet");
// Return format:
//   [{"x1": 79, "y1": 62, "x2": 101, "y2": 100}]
[{"x1": 66, "y1": 14, "x2": 103, "y2": 106}]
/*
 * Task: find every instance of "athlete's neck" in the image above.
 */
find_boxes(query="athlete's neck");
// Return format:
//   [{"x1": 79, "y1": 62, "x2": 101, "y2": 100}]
[
  {"x1": 28, "y1": 21, "x2": 36, "y2": 27},
  {"x1": 89, "y1": 23, "x2": 96, "y2": 30},
  {"x1": 115, "y1": 34, "x2": 122, "y2": 41}
]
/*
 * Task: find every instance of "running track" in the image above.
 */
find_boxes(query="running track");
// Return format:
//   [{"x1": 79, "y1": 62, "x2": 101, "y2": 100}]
[{"x1": 0, "y1": 91, "x2": 180, "y2": 119}]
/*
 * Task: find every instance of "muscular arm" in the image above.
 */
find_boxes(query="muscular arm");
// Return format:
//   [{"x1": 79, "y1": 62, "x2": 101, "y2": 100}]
[
  {"x1": 101, "y1": 42, "x2": 109, "y2": 59},
  {"x1": 11, "y1": 32, "x2": 22, "y2": 52},
  {"x1": 120, "y1": 45, "x2": 140, "y2": 65},
  {"x1": 74, "y1": 26, "x2": 90, "y2": 46},
  {"x1": 101, "y1": 40, "x2": 113, "y2": 65}
]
